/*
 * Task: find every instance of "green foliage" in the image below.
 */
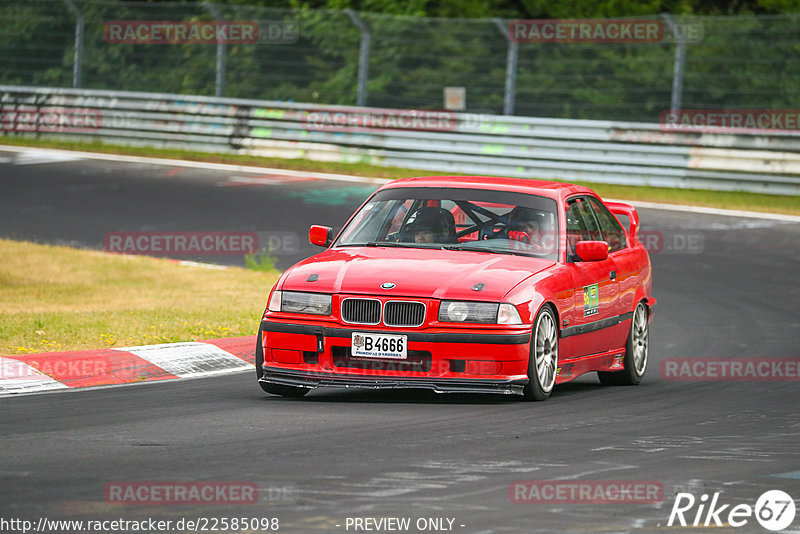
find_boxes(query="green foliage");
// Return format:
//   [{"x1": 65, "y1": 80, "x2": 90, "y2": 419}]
[
  {"x1": 245, "y1": 253, "x2": 278, "y2": 271},
  {"x1": 213, "y1": 0, "x2": 800, "y2": 16},
  {"x1": 0, "y1": 0, "x2": 798, "y2": 121}
]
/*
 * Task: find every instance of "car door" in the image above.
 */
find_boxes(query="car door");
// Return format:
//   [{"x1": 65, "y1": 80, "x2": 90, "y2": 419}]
[
  {"x1": 585, "y1": 195, "x2": 638, "y2": 350},
  {"x1": 564, "y1": 196, "x2": 620, "y2": 357}
]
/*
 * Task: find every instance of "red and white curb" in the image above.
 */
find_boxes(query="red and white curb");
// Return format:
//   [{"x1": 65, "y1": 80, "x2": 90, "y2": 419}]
[{"x1": 0, "y1": 336, "x2": 256, "y2": 397}]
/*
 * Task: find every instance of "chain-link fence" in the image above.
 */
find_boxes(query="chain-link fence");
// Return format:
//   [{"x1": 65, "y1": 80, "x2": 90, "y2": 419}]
[{"x1": 1, "y1": 0, "x2": 799, "y2": 122}]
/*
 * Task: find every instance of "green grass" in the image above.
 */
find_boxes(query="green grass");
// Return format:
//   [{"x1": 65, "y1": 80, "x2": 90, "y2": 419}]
[
  {"x1": 2, "y1": 135, "x2": 799, "y2": 215},
  {"x1": 0, "y1": 239, "x2": 279, "y2": 355}
]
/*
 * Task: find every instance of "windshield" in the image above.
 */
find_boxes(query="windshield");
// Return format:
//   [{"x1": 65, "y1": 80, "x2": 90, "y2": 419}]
[{"x1": 335, "y1": 187, "x2": 559, "y2": 260}]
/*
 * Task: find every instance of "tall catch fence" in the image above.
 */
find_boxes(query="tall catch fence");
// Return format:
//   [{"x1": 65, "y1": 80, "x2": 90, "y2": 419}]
[{"x1": 1, "y1": 1, "x2": 798, "y2": 122}]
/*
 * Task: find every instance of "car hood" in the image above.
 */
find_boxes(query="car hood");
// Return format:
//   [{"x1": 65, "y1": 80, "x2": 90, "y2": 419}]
[{"x1": 280, "y1": 246, "x2": 555, "y2": 301}]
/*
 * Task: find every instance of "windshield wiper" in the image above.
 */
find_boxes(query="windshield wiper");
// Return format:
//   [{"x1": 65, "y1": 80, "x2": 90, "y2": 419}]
[
  {"x1": 364, "y1": 241, "x2": 423, "y2": 248},
  {"x1": 444, "y1": 244, "x2": 530, "y2": 256}
]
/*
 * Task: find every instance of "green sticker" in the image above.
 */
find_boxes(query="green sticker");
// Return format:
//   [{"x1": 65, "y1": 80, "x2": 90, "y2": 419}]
[
  {"x1": 481, "y1": 144, "x2": 505, "y2": 155},
  {"x1": 253, "y1": 108, "x2": 285, "y2": 119},
  {"x1": 251, "y1": 127, "x2": 272, "y2": 138},
  {"x1": 583, "y1": 283, "x2": 599, "y2": 317}
]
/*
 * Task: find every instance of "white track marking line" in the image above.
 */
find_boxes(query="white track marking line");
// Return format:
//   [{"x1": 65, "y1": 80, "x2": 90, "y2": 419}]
[
  {"x1": 0, "y1": 144, "x2": 389, "y2": 184},
  {"x1": 11, "y1": 149, "x2": 83, "y2": 166}
]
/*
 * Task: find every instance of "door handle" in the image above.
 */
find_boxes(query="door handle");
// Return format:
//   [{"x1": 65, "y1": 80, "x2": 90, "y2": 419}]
[{"x1": 610, "y1": 270, "x2": 617, "y2": 280}]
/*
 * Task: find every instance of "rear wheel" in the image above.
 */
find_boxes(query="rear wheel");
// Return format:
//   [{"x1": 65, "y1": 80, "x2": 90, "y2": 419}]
[
  {"x1": 598, "y1": 301, "x2": 648, "y2": 386},
  {"x1": 523, "y1": 305, "x2": 558, "y2": 401},
  {"x1": 255, "y1": 325, "x2": 309, "y2": 398}
]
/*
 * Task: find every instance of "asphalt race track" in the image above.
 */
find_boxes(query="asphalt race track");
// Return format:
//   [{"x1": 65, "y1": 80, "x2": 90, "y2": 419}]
[{"x1": 1, "y1": 148, "x2": 799, "y2": 533}]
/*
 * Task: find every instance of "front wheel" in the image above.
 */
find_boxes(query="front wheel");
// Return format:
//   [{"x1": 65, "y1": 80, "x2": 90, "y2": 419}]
[
  {"x1": 255, "y1": 324, "x2": 265, "y2": 380},
  {"x1": 523, "y1": 305, "x2": 558, "y2": 401},
  {"x1": 598, "y1": 301, "x2": 648, "y2": 386},
  {"x1": 259, "y1": 381, "x2": 309, "y2": 398}
]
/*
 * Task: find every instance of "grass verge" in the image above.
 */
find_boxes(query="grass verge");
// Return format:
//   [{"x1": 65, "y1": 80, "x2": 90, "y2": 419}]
[
  {"x1": 2, "y1": 136, "x2": 799, "y2": 215},
  {"x1": 0, "y1": 238, "x2": 279, "y2": 356}
]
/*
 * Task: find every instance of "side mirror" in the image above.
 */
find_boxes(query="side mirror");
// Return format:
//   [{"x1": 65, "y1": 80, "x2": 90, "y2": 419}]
[
  {"x1": 575, "y1": 240, "x2": 609, "y2": 262},
  {"x1": 309, "y1": 225, "x2": 333, "y2": 247}
]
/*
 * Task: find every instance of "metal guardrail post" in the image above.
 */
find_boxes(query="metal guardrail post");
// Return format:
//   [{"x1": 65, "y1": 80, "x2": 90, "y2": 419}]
[
  {"x1": 493, "y1": 18, "x2": 518, "y2": 116},
  {"x1": 662, "y1": 13, "x2": 686, "y2": 114},
  {"x1": 61, "y1": 0, "x2": 84, "y2": 88},
  {"x1": 345, "y1": 9, "x2": 370, "y2": 107},
  {"x1": 204, "y1": 2, "x2": 226, "y2": 97}
]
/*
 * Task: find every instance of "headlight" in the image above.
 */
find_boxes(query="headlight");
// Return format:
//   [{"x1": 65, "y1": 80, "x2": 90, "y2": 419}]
[
  {"x1": 268, "y1": 290, "x2": 332, "y2": 315},
  {"x1": 439, "y1": 301, "x2": 500, "y2": 324}
]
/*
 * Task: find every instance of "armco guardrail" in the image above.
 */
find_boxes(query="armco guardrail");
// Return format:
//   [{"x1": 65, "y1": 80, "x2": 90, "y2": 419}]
[{"x1": 2, "y1": 85, "x2": 799, "y2": 195}]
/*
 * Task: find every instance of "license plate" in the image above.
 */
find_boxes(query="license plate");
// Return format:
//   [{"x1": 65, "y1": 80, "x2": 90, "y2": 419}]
[{"x1": 351, "y1": 332, "x2": 407, "y2": 360}]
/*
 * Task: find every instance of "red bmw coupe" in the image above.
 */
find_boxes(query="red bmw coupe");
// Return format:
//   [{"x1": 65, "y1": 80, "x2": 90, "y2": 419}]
[{"x1": 257, "y1": 176, "x2": 655, "y2": 400}]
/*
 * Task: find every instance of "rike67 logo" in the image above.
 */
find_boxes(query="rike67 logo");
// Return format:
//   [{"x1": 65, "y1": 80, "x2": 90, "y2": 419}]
[{"x1": 668, "y1": 490, "x2": 796, "y2": 531}]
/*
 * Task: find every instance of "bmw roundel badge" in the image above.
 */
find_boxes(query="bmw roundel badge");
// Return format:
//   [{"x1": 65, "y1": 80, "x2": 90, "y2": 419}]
[{"x1": 381, "y1": 282, "x2": 396, "y2": 290}]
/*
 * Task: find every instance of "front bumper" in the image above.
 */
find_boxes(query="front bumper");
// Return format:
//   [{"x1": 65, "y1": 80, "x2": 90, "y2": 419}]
[
  {"x1": 259, "y1": 320, "x2": 531, "y2": 395},
  {"x1": 259, "y1": 367, "x2": 527, "y2": 395}
]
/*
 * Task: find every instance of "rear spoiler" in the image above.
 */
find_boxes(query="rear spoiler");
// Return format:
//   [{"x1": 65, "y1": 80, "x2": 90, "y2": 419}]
[{"x1": 605, "y1": 201, "x2": 640, "y2": 239}]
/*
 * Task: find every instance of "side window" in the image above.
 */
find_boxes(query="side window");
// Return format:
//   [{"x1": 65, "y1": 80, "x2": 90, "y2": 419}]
[
  {"x1": 566, "y1": 197, "x2": 601, "y2": 242},
  {"x1": 586, "y1": 196, "x2": 627, "y2": 252},
  {"x1": 565, "y1": 201, "x2": 585, "y2": 248},
  {"x1": 566, "y1": 197, "x2": 602, "y2": 259},
  {"x1": 340, "y1": 199, "x2": 411, "y2": 243},
  {"x1": 381, "y1": 199, "x2": 415, "y2": 240}
]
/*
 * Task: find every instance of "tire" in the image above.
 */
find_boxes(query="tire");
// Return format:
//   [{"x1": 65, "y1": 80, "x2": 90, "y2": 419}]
[
  {"x1": 255, "y1": 324, "x2": 309, "y2": 398},
  {"x1": 255, "y1": 324, "x2": 265, "y2": 380},
  {"x1": 259, "y1": 381, "x2": 309, "y2": 398},
  {"x1": 523, "y1": 305, "x2": 558, "y2": 401},
  {"x1": 598, "y1": 301, "x2": 648, "y2": 386}
]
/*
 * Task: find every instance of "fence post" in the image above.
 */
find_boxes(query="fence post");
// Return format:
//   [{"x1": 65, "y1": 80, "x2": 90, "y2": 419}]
[
  {"x1": 345, "y1": 9, "x2": 370, "y2": 107},
  {"x1": 204, "y1": 2, "x2": 226, "y2": 97},
  {"x1": 61, "y1": 0, "x2": 84, "y2": 88},
  {"x1": 493, "y1": 18, "x2": 517, "y2": 116},
  {"x1": 661, "y1": 13, "x2": 686, "y2": 114}
]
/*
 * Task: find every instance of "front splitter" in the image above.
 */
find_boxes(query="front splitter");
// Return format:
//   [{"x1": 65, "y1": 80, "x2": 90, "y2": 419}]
[{"x1": 260, "y1": 366, "x2": 527, "y2": 395}]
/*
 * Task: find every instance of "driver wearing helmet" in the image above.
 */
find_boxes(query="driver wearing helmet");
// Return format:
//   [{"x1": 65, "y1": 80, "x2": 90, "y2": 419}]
[
  {"x1": 402, "y1": 207, "x2": 456, "y2": 243},
  {"x1": 507, "y1": 206, "x2": 546, "y2": 250}
]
